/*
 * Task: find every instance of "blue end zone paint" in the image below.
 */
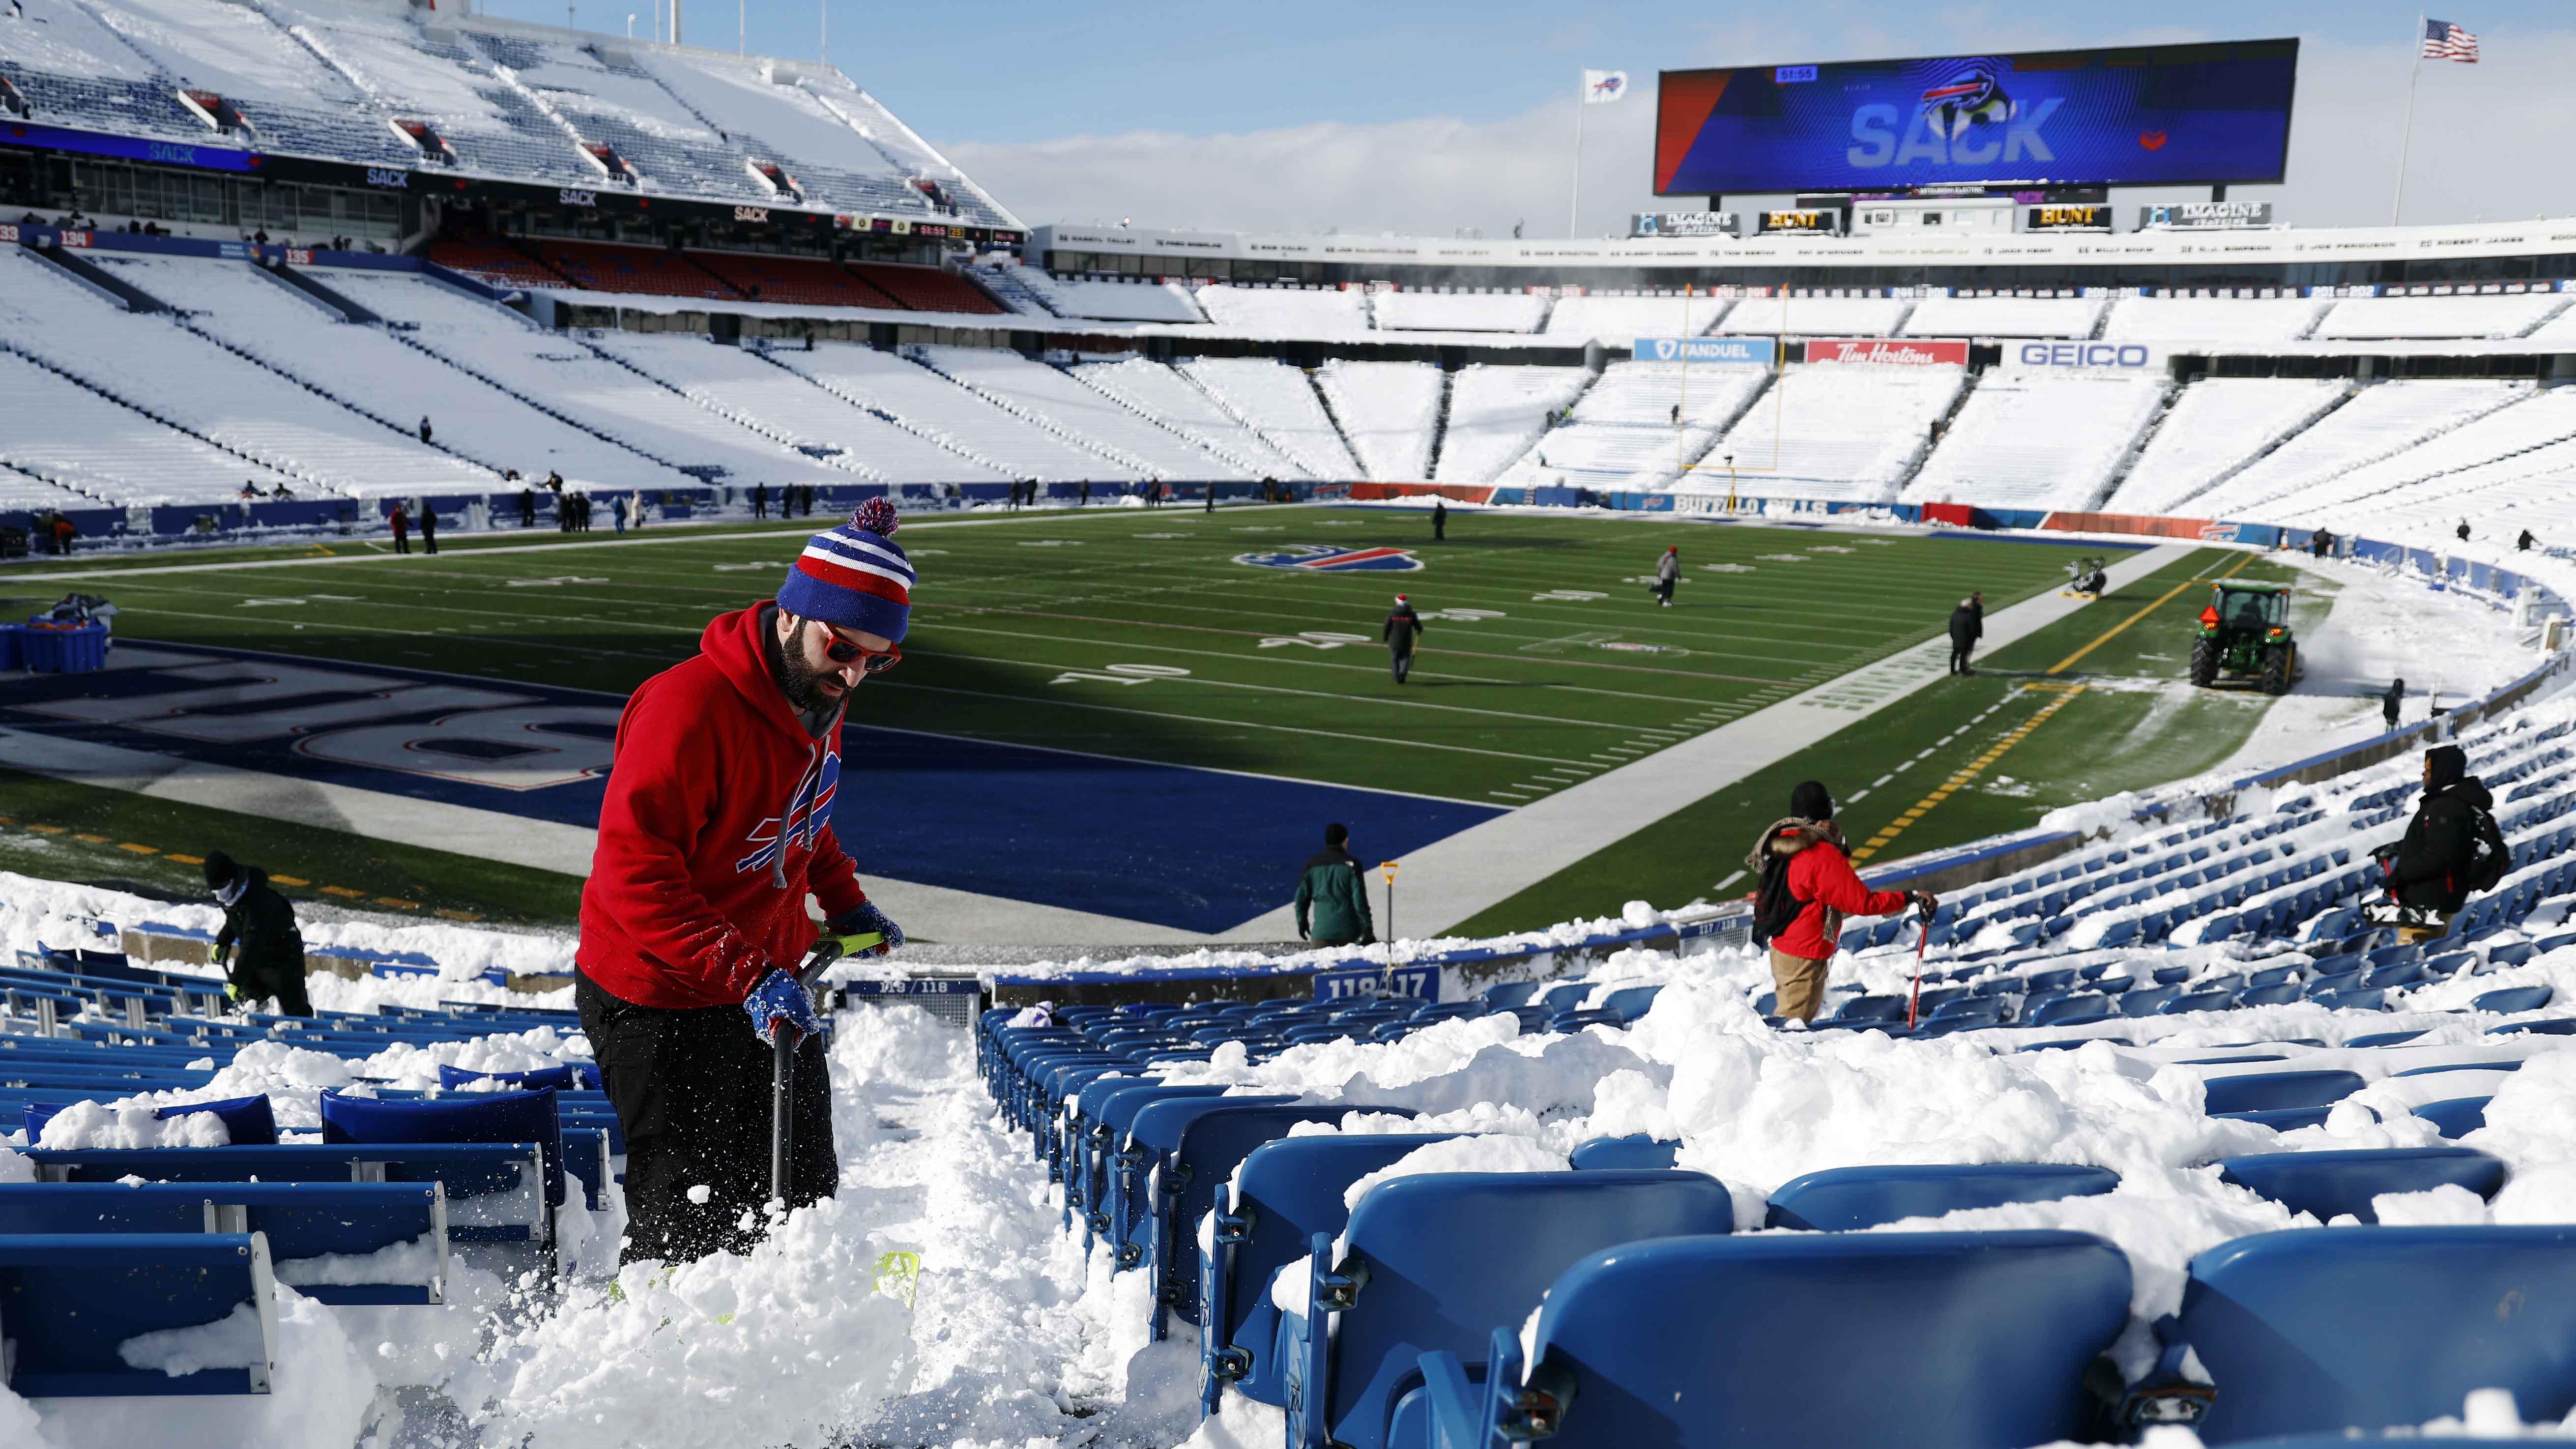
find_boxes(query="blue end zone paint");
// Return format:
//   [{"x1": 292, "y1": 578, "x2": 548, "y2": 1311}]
[
  {"x1": 3, "y1": 640, "x2": 1501, "y2": 934},
  {"x1": 835, "y1": 725, "x2": 1501, "y2": 933}
]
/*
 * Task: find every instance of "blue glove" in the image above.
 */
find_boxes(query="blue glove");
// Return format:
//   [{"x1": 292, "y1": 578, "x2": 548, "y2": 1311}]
[
  {"x1": 744, "y1": 968, "x2": 823, "y2": 1047},
  {"x1": 829, "y1": 902, "x2": 903, "y2": 956}
]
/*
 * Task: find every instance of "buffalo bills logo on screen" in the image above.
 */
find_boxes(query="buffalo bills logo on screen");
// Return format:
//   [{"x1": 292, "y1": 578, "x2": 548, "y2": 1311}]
[
  {"x1": 1235, "y1": 545, "x2": 1424, "y2": 573},
  {"x1": 1918, "y1": 64, "x2": 2008, "y2": 135},
  {"x1": 736, "y1": 746, "x2": 842, "y2": 875}
]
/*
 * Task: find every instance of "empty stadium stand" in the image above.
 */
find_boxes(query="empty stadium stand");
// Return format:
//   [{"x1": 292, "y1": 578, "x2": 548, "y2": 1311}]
[
  {"x1": 1316, "y1": 360, "x2": 1443, "y2": 481},
  {"x1": 1905, "y1": 371, "x2": 2168, "y2": 512}
]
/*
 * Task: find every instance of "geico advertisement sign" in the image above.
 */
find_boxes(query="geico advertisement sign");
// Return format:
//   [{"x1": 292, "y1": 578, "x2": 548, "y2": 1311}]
[
  {"x1": 1805, "y1": 338, "x2": 1968, "y2": 367},
  {"x1": 2005, "y1": 341, "x2": 2168, "y2": 372}
]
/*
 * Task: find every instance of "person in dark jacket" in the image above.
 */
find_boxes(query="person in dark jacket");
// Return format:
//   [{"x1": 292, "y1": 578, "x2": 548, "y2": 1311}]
[
  {"x1": 1432, "y1": 498, "x2": 1447, "y2": 542},
  {"x1": 1742, "y1": 782, "x2": 1933, "y2": 1023},
  {"x1": 1383, "y1": 594, "x2": 1425, "y2": 684},
  {"x1": 2385, "y1": 744, "x2": 2505, "y2": 944},
  {"x1": 520, "y1": 487, "x2": 537, "y2": 528},
  {"x1": 2383, "y1": 678, "x2": 2405, "y2": 731},
  {"x1": 2456, "y1": 519, "x2": 2471, "y2": 543},
  {"x1": 1294, "y1": 823, "x2": 1375, "y2": 947},
  {"x1": 204, "y1": 851, "x2": 310, "y2": 1016},
  {"x1": 2519, "y1": 528, "x2": 2536, "y2": 552},
  {"x1": 418, "y1": 415, "x2": 433, "y2": 444},
  {"x1": 1947, "y1": 592, "x2": 1984, "y2": 675},
  {"x1": 753, "y1": 482, "x2": 770, "y2": 521},
  {"x1": 417, "y1": 501, "x2": 438, "y2": 554},
  {"x1": 388, "y1": 500, "x2": 409, "y2": 554}
]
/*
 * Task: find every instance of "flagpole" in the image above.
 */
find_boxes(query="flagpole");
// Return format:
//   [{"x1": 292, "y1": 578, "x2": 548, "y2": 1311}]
[
  {"x1": 1568, "y1": 72, "x2": 1586, "y2": 238},
  {"x1": 2392, "y1": 16, "x2": 2425, "y2": 225}
]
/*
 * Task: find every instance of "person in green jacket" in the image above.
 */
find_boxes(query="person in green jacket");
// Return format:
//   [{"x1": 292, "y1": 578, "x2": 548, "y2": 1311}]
[
  {"x1": 1295, "y1": 823, "x2": 1376, "y2": 947},
  {"x1": 205, "y1": 850, "x2": 312, "y2": 1016}
]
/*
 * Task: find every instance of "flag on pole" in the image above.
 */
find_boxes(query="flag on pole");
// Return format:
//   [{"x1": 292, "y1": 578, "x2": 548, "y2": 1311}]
[
  {"x1": 2421, "y1": 19, "x2": 2480, "y2": 61},
  {"x1": 1583, "y1": 69, "x2": 1629, "y2": 104}
]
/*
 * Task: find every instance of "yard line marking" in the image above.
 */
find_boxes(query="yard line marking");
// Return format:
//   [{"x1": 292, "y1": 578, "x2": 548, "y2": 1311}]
[
  {"x1": 1852, "y1": 686, "x2": 2085, "y2": 863},
  {"x1": 2048, "y1": 549, "x2": 2247, "y2": 676}
]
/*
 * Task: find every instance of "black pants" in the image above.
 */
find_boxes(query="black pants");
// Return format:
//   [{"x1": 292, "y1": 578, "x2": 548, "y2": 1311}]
[
  {"x1": 1391, "y1": 648, "x2": 1413, "y2": 683},
  {"x1": 393, "y1": 533, "x2": 408, "y2": 553},
  {"x1": 232, "y1": 957, "x2": 312, "y2": 1017},
  {"x1": 1950, "y1": 641, "x2": 1973, "y2": 674},
  {"x1": 422, "y1": 532, "x2": 437, "y2": 554},
  {"x1": 576, "y1": 971, "x2": 836, "y2": 1265},
  {"x1": 1653, "y1": 579, "x2": 1675, "y2": 606},
  {"x1": 755, "y1": 497, "x2": 768, "y2": 519}
]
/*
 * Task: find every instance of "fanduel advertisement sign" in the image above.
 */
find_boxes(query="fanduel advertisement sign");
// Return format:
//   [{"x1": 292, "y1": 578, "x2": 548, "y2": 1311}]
[
  {"x1": 1656, "y1": 40, "x2": 2299, "y2": 195},
  {"x1": 2002, "y1": 340, "x2": 2171, "y2": 373},
  {"x1": 1631, "y1": 337, "x2": 1777, "y2": 365},
  {"x1": 1805, "y1": 338, "x2": 1968, "y2": 367}
]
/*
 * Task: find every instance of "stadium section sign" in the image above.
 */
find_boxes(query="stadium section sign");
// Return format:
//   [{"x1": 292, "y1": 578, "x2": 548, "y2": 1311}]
[
  {"x1": 1805, "y1": 338, "x2": 1968, "y2": 367},
  {"x1": 1656, "y1": 40, "x2": 2299, "y2": 195},
  {"x1": 1631, "y1": 337, "x2": 1777, "y2": 365}
]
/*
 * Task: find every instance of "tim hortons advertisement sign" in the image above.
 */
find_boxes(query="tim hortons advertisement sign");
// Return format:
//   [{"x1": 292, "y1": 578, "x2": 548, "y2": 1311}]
[{"x1": 1805, "y1": 338, "x2": 1969, "y2": 366}]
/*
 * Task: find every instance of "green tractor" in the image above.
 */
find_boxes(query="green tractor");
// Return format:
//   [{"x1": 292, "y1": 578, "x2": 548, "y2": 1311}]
[{"x1": 2190, "y1": 580, "x2": 2298, "y2": 696}]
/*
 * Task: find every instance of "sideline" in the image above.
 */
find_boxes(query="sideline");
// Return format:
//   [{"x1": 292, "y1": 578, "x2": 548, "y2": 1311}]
[{"x1": 1222, "y1": 543, "x2": 2203, "y2": 939}]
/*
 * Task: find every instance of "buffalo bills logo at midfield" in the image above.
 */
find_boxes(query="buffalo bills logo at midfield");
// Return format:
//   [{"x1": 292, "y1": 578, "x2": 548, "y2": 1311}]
[{"x1": 1234, "y1": 545, "x2": 1424, "y2": 573}]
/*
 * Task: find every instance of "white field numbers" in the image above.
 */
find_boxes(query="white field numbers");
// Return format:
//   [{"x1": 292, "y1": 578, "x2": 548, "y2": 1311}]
[{"x1": 1048, "y1": 663, "x2": 1192, "y2": 686}]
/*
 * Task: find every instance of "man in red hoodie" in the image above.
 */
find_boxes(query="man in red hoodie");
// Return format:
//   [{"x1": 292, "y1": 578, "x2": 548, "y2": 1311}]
[
  {"x1": 1748, "y1": 781, "x2": 1933, "y2": 1024},
  {"x1": 578, "y1": 497, "x2": 911, "y2": 1264}
]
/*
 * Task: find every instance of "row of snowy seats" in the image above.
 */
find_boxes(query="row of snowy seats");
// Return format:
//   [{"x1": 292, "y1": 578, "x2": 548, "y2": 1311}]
[
  {"x1": 1070, "y1": 359, "x2": 1311, "y2": 477},
  {"x1": 1431, "y1": 366, "x2": 1590, "y2": 483},
  {"x1": 773, "y1": 343, "x2": 1119, "y2": 482},
  {"x1": 2189, "y1": 380, "x2": 2531, "y2": 519},
  {"x1": 2259, "y1": 387, "x2": 2576, "y2": 527},
  {"x1": 1178, "y1": 358, "x2": 1363, "y2": 478},
  {"x1": 981, "y1": 998, "x2": 2569, "y2": 1449},
  {"x1": 2101, "y1": 378, "x2": 2354, "y2": 516},
  {"x1": 1316, "y1": 361, "x2": 1443, "y2": 480},
  {"x1": 0, "y1": 247, "x2": 490, "y2": 499},
  {"x1": 1493, "y1": 362, "x2": 1767, "y2": 492},
  {"x1": 914, "y1": 345, "x2": 1242, "y2": 479}
]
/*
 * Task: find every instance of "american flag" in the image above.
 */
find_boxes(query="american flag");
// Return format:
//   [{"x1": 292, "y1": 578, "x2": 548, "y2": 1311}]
[{"x1": 2422, "y1": 18, "x2": 2480, "y2": 62}]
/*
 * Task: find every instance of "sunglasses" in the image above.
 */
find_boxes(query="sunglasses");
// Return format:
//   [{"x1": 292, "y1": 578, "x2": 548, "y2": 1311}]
[{"x1": 805, "y1": 618, "x2": 901, "y2": 673}]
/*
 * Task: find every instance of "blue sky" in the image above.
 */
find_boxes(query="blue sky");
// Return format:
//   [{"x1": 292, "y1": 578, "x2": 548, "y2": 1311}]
[{"x1": 476, "y1": 0, "x2": 2574, "y2": 234}]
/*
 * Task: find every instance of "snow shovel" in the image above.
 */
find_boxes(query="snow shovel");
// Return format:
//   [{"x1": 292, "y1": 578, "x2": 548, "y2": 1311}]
[
  {"x1": 770, "y1": 930, "x2": 883, "y2": 1209},
  {"x1": 1905, "y1": 899, "x2": 1934, "y2": 1032}
]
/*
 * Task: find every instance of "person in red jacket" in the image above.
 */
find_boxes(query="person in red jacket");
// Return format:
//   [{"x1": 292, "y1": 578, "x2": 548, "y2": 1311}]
[
  {"x1": 577, "y1": 497, "x2": 911, "y2": 1264},
  {"x1": 1750, "y1": 781, "x2": 1934, "y2": 1024}
]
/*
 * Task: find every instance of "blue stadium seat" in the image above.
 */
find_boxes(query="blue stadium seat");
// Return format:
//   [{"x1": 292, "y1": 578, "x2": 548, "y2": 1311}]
[
  {"x1": 2029, "y1": 993, "x2": 2113, "y2": 1026},
  {"x1": 0, "y1": 1181, "x2": 447, "y2": 1305},
  {"x1": 1764, "y1": 1163, "x2": 2119, "y2": 1231},
  {"x1": 24, "y1": 1143, "x2": 547, "y2": 1251},
  {"x1": 2200, "y1": 1071, "x2": 2364, "y2": 1115},
  {"x1": 2492, "y1": 1017, "x2": 2576, "y2": 1036},
  {"x1": 1481, "y1": 982, "x2": 1543, "y2": 1010},
  {"x1": 2118, "y1": 986, "x2": 2182, "y2": 1017},
  {"x1": 437, "y1": 1062, "x2": 601, "y2": 1091},
  {"x1": 2215, "y1": 1147, "x2": 2506, "y2": 1223},
  {"x1": 2307, "y1": 987, "x2": 2387, "y2": 1012},
  {"x1": 2232, "y1": 983, "x2": 2304, "y2": 1008},
  {"x1": 2139, "y1": 1227, "x2": 2576, "y2": 1442},
  {"x1": 1419, "y1": 1230, "x2": 2131, "y2": 1449},
  {"x1": 2414, "y1": 1096, "x2": 2491, "y2": 1139},
  {"x1": 1596, "y1": 986, "x2": 1662, "y2": 1024},
  {"x1": 319, "y1": 1086, "x2": 564, "y2": 1220},
  {"x1": 1116, "y1": 1093, "x2": 1298, "y2": 1270},
  {"x1": 1200, "y1": 1132, "x2": 1459, "y2": 1412},
  {"x1": 2213, "y1": 1106, "x2": 2343, "y2": 1131},
  {"x1": 2344, "y1": 1029, "x2": 2428, "y2": 1048},
  {"x1": 2471, "y1": 985, "x2": 2553, "y2": 1014},
  {"x1": 0, "y1": 1232, "x2": 280, "y2": 1396},
  {"x1": 2161, "y1": 989, "x2": 2240, "y2": 1015},
  {"x1": 1150, "y1": 1101, "x2": 1351, "y2": 1332},
  {"x1": 21, "y1": 1091, "x2": 279, "y2": 1147},
  {"x1": 1281, "y1": 1170, "x2": 1734, "y2": 1449},
  {"x1": 1568, "y1": 1134, "x2": 1679, "y2": 1170}
]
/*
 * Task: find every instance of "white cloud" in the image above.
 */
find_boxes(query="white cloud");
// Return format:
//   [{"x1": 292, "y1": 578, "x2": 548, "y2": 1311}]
[{"x1": 945, "y1": 31, "x2": 2576, "y2": 239}]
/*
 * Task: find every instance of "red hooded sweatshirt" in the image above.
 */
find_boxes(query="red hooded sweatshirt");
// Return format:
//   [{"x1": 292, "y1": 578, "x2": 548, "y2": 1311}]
[{"x1": 577, "y1": 603, "x2": 872, "y2": 1010}]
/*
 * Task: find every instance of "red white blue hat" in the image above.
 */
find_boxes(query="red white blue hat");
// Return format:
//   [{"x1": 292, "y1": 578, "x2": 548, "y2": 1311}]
[{"x1": 777, "y1": 496, "x2": 913, "y2": 642}]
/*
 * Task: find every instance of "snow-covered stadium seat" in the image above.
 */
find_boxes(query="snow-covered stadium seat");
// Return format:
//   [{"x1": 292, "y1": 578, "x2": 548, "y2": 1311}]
[
  {"x1": 2101, "y1": 378, "x2": 2353, "y2": 517},
  {"x1": 772, "y1": 342, "x2": 1128, "y2": 482},
  {"x1": 1178, "y1": 359, "x2": 1362, "y2": 478},
  {"x1": 1700, "y1": 363, "x2": 1964, "y2": 502},
  {"x1": 2190, "y1": 380, "x2": 2531, "y2": 519},
  {"x1": 1904, "y1": 372, "x2": 2169, "y2": 512},
  {"x1": 2102, "y1": 296, "x2": 2331, "y2": 345},
  {"x1": 1433, "y1": 366, "x2": 1590, "y2": 483},
  {"x1": 1717, "y1": 296, "x2": 1912, "y2": 337},
  {"x1": 1541, "y1": 294, "x2": 1731, "y2": 344},
  {"x1": 1316, "y1": 360, "x2": 1443, "y2": 481},
  {"x1": 1014, "y1": 269, "x2": 1205, "y2": 324},
  {"x1": 1901, "y1": 295, "x2": 2108, "y2": 340},
  {"x1": 1194, "y1": 285, "x2": 1372, "y2": 339},
  {"x1": 2313, "y1": 293, "x2": 2570, "y2": 341},
  {"x1": 1497, "y1": 361, "x2": 1766, "y2": 492},
  {"x1": 915, "y1": 346, "x2": 1239, "y2": 480},
  {"x1": 1070, "y1": 359, "x2": 1308, "y2": 477},
  {"x1": 0, "y1": 349, "x2": 300, "y2": 506},
  {"x1": 1368, "y1": 290, "x2": 1547, "y2": 333}
]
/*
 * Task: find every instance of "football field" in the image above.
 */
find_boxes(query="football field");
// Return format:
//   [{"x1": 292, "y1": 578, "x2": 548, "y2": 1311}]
[{"x1": 0, "y1": 506, "x2": 2305, "y2": 941}]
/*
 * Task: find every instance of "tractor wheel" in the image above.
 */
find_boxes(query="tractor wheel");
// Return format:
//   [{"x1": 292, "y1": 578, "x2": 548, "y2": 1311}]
[
  {"x1": 2190, "y1": 637, "x2": 2220, "y2": 687},
  {"x1": 2260, "y1": 643, "x2": 2292, "y2": 696}
]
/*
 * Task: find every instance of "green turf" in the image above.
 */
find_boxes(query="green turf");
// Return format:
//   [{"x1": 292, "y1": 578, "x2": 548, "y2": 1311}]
[
  {"x1": 19, "y1": 507, "x2": 2319, "y2": 935},
  {"x1": 1448, "y1": 545, "x2": 2316, "y2": 933},
  {"x1": 0, "y1": 766, "x2": 579, "y2": 925}
]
